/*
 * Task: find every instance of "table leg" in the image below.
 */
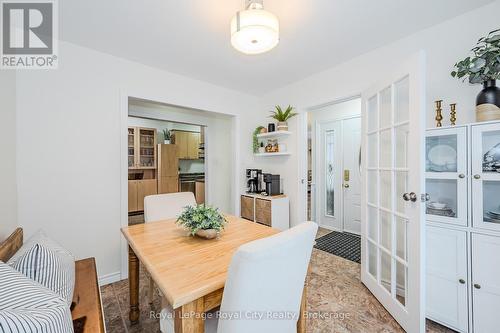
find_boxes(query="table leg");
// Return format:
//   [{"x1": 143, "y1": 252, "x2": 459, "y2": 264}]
[
  {"x1": 297, "y1": 282, "x2": 307, "y2": 333},
  {"x1": 128, "y1": 246, "x2": 140, "y2": 324},
  {"x1": 174, "y1": 298, "x2": 205, "y2": 333}
]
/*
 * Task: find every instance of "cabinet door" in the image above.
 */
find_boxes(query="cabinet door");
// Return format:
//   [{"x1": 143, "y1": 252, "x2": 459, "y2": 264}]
[
  {"x1": 472, "y1": 233, "x2": 500, "y2": 333},
  {"x1": 255, "y1": 198, "x2": 272, "y2": 227},
  {"x1": 471, "y1": 123, "x2": 500, "y2": 231},
  {"x1": 426, "y1": 225, "x2": 468, "y2": 332},
  {"x1": 425, "y1": 127, "x2": 467, "y2": 226},
  {"x1": 158, "y1": 176, "x2": 178, "y2": 194},
  {"x1": 158, "y1": 144, "x2": 178, "y2": 177},
  {"x1": 241, "y1": 196, "x2": 254, "y2": 221},
  {"x1": 137, "y1": 179, "x2": 157, "y2": 211},
  {"x1": 128, "y1": 127, "x2": 137, "y2": 169},
  {"x1": 128, "y1": 181, "x2": 138, "y2": 212},
  {"x1": 174, "y1": 131, "x2": 188, "y2": 159},
  {"x1": 138, "y1": 128, "x2": 157, "y2": 168},
  {"x1": 195, "y1": 181, "x2": 205, "y2": 204},
  {"x1": 188, "y1": 132, "x2": 200, "y2": 159}
]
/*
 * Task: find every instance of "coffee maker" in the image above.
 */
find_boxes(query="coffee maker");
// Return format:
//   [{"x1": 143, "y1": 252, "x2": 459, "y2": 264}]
[
  {"x1": 263, "y1": 173, "x2": 281, "y2": 196},
  {"x1": 246, "y1": 169, "x2": 262, "y2": 193}
]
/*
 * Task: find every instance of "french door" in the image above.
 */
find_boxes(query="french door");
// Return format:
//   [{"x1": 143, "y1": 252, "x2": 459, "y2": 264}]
[{"x1": 361, "y1": 52, "x2": 426, "y2": 333}]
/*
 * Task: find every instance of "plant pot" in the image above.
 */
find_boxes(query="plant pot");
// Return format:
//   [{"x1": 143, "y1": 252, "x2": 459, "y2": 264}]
[
  {"x1": 164, "y1": 139, "x2": 171, "y2": 144},
  {"x1": 195, "y1": 229, "x2": 218, "y2": 239},
  {"x1": 476, "y1": 80, "x2": 500, "y2": 122},
  {"x1": 277, "y1": 121, "x2": 288, "y2": 131}
]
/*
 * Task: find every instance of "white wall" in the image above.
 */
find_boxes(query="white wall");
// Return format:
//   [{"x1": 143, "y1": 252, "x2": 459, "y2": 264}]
[
  {"x1": 15, "y1": 40, "x2": 259, "y2": 279},
  {"x1": 0, "y1": 70, "x2": 18, "y2": 239},
  {"x1": 128, "y1": 103, "x2": 234, "y2": 212},
  {"x1": 259, "y1": 2, "x2": 500, "y2": 226}
]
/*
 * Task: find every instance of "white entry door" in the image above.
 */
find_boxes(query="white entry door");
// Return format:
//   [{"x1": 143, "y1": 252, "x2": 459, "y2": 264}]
[
  {"x1": 343, "y1": 117, "x2": 362, "y2": 234},
  {"x1": 361, "y1": 52, "x2": 426, "y2": 333}
]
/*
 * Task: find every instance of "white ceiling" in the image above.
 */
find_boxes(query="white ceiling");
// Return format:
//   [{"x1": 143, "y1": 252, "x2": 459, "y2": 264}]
[{"x1": 60, "y1": 0, "x2": 493, "y2": 95}]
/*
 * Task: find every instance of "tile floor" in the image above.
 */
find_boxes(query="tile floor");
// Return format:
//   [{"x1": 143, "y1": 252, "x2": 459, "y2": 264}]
[{"x1": 105, "y1": 224, "x2": 455, "y2": 332}]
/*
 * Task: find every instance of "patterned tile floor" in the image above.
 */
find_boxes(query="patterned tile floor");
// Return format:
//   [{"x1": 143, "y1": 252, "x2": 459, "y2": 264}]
[{"x1": 102, "y1": 224, "x2": 455, "y2": 332}]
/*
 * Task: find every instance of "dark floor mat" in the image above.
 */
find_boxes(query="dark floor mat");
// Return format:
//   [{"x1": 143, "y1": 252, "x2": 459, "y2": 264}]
[{"x1": 314, "y1": 231, "x2": 361, "y2": 263}]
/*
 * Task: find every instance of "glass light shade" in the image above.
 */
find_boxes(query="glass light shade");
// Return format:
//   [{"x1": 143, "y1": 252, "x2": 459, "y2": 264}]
[{"x1": 230, "y1": 4, "x2": 279, "y2": 55}]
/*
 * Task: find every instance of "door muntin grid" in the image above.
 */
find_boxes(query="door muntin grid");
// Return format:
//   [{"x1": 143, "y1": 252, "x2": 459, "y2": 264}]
[{"x1": 366, "y1": 76, "x2": 410, "y2": 308}]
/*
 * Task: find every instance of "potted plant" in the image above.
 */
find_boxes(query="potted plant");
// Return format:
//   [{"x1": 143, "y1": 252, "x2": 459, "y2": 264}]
[
  {"x1": 253, "y1": 126, "x2": 265, "y2": 153},
  {"x1": 269, "y1": 105, "x2": 297, "y2": 131},
  {"x1": 451, "y1": 29, "x2": 500, "y2": 121},
  {"x1": 163, "y1": 129, "x2": 171, "y2": 144},
  {"x1": 176, "y1": 205, "x2": 228, "y2": 239}
]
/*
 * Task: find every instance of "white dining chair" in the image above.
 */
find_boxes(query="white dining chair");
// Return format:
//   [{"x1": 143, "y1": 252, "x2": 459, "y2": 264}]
[
  {"x1": 144, "y1": 192, "x2": 197, "y2": 305},
  {"x1": 159, "y1": 222, "x2": 318, "y2": 333},
  {"x1": 144, "y1": 192, "x2": 197, "y2": 223}
]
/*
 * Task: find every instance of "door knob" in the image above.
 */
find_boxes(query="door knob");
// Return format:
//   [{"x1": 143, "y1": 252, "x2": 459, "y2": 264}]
[
  {"x1": 474, "y1": 283, "x2": 481, "y2": 289},
  {"x1": 344, "y1": 183, "x2": 350, "y2": 188},
  {"x1": 474, "y1": 174, "x2": 481, "y2": 179},
  {"x1": 459, "y1": 279, "x2": 466, "y2": 284},
  {"x1": 403, "y1": 192, "x2": 417, "y2": 202},
  {"x1": 458, "y1": 174, "x2": 465, "y2": 179}
]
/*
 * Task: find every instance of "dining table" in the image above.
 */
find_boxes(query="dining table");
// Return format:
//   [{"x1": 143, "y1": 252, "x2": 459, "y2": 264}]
[{"x1": 121, "y1": 214, "x2": 308, "y2": 333}]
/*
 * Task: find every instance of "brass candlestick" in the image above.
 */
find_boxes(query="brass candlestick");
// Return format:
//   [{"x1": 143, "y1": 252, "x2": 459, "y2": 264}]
[
  {"x1": 450, "y1": 103, "x2": 457, "y2": 126},
  {"x1": 435, "y1": 100, "x2": 443, "y2": 127}
]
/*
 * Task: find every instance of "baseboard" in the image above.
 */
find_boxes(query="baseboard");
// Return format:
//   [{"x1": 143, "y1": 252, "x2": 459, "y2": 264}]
[{"x1": 98, "y1": 271, "x2": 122, "y2": 286}]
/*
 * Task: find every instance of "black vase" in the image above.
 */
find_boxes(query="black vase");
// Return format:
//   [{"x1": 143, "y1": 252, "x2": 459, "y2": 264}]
[{"x1": 476, "y1": 80, "x2": 500, "y2": 108}]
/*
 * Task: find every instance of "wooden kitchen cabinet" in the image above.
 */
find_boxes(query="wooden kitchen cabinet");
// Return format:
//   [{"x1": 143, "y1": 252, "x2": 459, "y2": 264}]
[
  {"x1": 128, "y1": 179, "x2": 157, "y2": 212},
  {"x1": 241, "y1": 195, "x2": 255, "y2": 221},
  {"x1": 172, "y1": 130, "x2": 201, "y2": 160},
  {"x1": 195, "y1": 180, "x2": 205, "y2": 204},
  {"x1": 128, "y1": 127, "x2": 157, "y2": 169},
  {"x1": 157, "y1": 144, "x2": 179, "y2": 194},
  {"x1": 240, "y1": 194, "x2": 289, "y2": 231}
]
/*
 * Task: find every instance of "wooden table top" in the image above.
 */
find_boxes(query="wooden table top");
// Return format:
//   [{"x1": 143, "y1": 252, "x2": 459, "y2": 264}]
[{"x1": 121, "y1": 215, "x2": 279, "y2": 309}]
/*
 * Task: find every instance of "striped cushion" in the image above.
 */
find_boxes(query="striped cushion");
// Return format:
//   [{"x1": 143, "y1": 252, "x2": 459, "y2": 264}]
[
  {"x1": 0, "y1": 262, "x2": 74, "y2": 333},
  {"x1": 8, "y1": 231, "x2": 75, "y2": 307}
]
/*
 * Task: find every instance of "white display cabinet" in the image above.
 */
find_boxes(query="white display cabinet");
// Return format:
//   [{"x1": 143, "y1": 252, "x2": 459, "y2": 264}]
[{"x1": 425, "y1": 120, "x2": 500, "y2": 333}]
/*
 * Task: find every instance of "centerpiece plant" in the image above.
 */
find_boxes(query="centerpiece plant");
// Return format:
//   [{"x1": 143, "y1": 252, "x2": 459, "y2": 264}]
[{"x1": 176, "y1": 204, "x2": 228, "y2": 239}]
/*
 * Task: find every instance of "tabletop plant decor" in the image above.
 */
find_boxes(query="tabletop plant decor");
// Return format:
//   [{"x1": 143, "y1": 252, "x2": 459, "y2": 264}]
[
  {"x1": 269, "y1": 105, "x2": 297, "y2": 131},
  {"x1": 176, "y1": 204, "x2": 228, "y2": 239},
  {"x1": 451, "y1": 28, "x2": 500, "y2": 121},
  {"x1": 253, "y1": 126, "x2": 265, "y2": 153},
  {"x1": 162, "y1": 129, "x2": 171, "y2": 144}
]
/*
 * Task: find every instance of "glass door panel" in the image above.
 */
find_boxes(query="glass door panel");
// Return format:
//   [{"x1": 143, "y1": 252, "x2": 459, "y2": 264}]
[
  {"x1": 472, "y1": 123, "x2": 500, "y2": 231},
  {"x1": 425, "y1": 127, "x2": 467, "y2": 226},
  {"x1": 128, "y1": 127, "x2": 136, "y2": 168},
  {"x1": 138, "y1": 128, "x2": 156, "y2": 168},
  {"x1": 325, "y1": 130, "x2": 335, "y2": 216}
]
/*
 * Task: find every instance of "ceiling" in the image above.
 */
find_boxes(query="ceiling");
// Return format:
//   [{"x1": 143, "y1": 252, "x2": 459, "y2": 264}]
[{"x1": 60, "y1": 0, "x2": 493, "y2": 96}]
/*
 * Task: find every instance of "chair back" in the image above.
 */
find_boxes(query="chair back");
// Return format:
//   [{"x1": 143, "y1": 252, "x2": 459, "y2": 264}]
[
  {"x1": 144, "y1": 192, "x2": 196, "y2": 223},
  {"x1": 217, "y1": 222, "x2": 318, "y2": 333}
]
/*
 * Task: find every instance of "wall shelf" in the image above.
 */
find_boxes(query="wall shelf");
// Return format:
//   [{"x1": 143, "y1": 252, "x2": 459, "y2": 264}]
[
  {"x1": 254, "y1": 152, "x2": 291, "y2": 157},
  {"x1": 256, "y1": 131, "x2": 292, "y2": 139}
]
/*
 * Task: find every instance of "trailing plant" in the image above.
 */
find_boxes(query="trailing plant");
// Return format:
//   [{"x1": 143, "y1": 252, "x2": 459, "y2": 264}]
[
  {"x1": 451, "y1": 28, "x2": 500, "y2": 84},
  {"x1": 253, "y1": 126, "x2": 265, "y2": 153},
  {"x1": 176, "y1": 204, "x2": 228, "y2": 236},
  {"x1": 163, "y1": 129, "x2": 171, "y2": 141},
  {"x1": 269, "y1": 105, "x2": 297, "y2": 122}
]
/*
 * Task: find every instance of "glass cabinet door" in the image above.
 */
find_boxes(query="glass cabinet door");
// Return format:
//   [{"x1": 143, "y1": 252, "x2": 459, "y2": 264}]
[
  {"x1": 425, "y1": 127, "x2": 467, "y2": 226},
  {"x1": 138, "y1": 128, "x2": 156, "y2": 168},
  {"x1": 128, "y1": 127, "x2": 136, "y2": 168},
  {"x1": 472, "y1": 123, "x2": 500, "y2": 231}
]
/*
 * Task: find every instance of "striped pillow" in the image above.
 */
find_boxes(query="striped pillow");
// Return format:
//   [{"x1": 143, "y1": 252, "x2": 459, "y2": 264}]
[
  {"x1": 8, "y1": 231, "x2": 75, "y2": 307},
  {"x1": 0, "y1": 262, "x2": 74, "y2": 333}
]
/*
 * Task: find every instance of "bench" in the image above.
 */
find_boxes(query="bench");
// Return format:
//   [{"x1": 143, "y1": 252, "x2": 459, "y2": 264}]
[{"x1": 0, "y1": 228, "x2": 105, "y2": 333}]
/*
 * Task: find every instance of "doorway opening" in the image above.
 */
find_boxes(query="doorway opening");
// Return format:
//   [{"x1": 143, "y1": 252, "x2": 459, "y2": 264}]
[{"x1": 308, "y1": 98, "x2": 362, "y2": 234}]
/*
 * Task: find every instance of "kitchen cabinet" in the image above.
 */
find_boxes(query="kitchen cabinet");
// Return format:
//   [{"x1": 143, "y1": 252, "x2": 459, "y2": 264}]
[
  {"x1": 240, "y1": 194, "x2": 289, "y2": 231},
  {"x1": 128, "y1": 179, "x2": 157, "y2": 212},
  {"x1": 128, "y1": 127, "x2": 157, "y2": 169},
  {"x1": 195, "y1": 180, "x2": 205, "y2": 204},
  {"x1": 172, "y1": 130, "x2": 201, "y2": 160},
  {"x1": 157, "y1": 144, "x2": 179, "y2": 194},
  {"x1": 425, "y1": 120, "x2": 500, "y2": 333}
]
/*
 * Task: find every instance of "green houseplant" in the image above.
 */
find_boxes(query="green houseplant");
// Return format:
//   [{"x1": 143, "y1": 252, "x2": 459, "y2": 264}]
[
  {"x1": 162, "y1": 129, "x2": 171, "y2": 144},
  {"x1": 269, "y1": 105, "x2": 297, "y2": 131},
  {"x1": 451, "y1": 28, "x2": 500, "y2": 121},
  {"x1": 176, "y1": 205, "x2": 228, "y2": 239},
  {"x1": 253, "y1": 126, "x2": 265, "y2": 153}
]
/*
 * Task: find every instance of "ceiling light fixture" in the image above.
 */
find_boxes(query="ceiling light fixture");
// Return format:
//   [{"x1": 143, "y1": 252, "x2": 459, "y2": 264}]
[{"x1": 230, "y1": 0, "x2": 279, "y2": 55}]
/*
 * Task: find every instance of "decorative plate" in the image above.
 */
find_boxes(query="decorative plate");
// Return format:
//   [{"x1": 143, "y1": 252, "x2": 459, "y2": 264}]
[{"x1": 428, "y1": 144, "x2": 456, "y2": 167}]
